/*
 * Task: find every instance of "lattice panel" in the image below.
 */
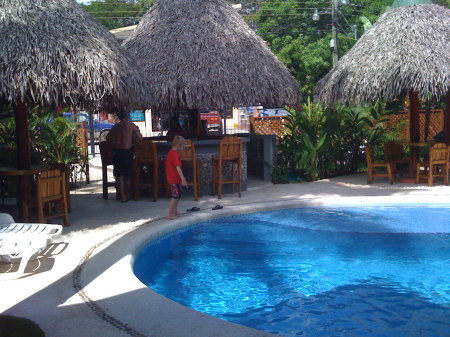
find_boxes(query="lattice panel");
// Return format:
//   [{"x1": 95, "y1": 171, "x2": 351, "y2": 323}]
[
  {"x1": 419, "y1": 110, "x2": 444, "y2": 141},
  {"x1": 250, "y1": 116, "x2": 287, "y2": 137},
  {"x1": 385, "y1": 109, "x2": 444, "y2": 141}
]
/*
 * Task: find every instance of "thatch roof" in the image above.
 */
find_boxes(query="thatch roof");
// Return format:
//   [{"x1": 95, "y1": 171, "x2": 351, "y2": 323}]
[
  {"x1": 122, "y1": 0, "x2": 300, "y2": 110},
  {"x1": 0, "y1": 0, "x2": 151, "y2": 109},
  {"x1": 314, "y1": 4, "x2": 450, "y2": 106}
]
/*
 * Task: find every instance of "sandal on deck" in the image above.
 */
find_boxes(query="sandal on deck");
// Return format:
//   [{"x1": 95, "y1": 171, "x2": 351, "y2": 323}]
[
  {"x1": 187, "y1": 207, "x2": 200, "y2": 212},
  {"x1": 212, "y1": 205, "x2": 223, "y2": 210}
]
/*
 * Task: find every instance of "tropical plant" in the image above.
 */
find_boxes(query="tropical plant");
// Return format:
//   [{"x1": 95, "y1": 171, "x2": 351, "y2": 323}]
[
  {"x1": 275, "y1": 99, "x2": 393, "y2": 182},
  {"x1": 283, "y1": 98, "x2": 340, "y2": 180},
  {"x1": 331, "y1": 100, "x2": 391, "y2": 172},
  {"x1": 34, "y1": 116, "x2": 83, "y2": 165}
]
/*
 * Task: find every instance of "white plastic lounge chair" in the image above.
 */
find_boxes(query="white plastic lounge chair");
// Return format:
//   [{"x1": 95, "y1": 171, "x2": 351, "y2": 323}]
[{"x1": 0, "y1": 213, "x2": 63, "y2": 279}]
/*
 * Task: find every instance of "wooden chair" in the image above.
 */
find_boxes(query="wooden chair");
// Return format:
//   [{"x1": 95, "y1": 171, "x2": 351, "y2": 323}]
[
  {"x1": 23, "y1": 169, "x2": 70, "y2": 226},
  {"x1": 179, "y1": 139, "x2": 202, "y2": 201},
  {"x1": 75, "y1": 121, "x2": 90, "y2": 184},
  {"x1": 365, "y1": 144, "x2": 394, "y2": 184},
  {"x1": 134, "y1": 140, "x2": 159, "y2": 201},
  {"x1": 212, "y1": 137, "x2": 243, "y2": 199},
  {"x1": 383, "y1": 141, "x2": 409, "y2": 177},
  {"x1": 99, "y1": 141, "x2": 116, "y2": 200},
  {"x1": 416, "y1": 143, "x2": 449, "y2": 186}
]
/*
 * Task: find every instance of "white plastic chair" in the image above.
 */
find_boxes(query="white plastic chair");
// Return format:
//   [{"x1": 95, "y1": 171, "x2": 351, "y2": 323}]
[{"x1": 0, "y1": 213, "x2": 63, "y2": 279}]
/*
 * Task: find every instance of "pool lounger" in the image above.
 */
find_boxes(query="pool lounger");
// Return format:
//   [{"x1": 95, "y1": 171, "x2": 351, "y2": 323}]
[{"x1": 0, "y1": 213, "x2": 63, "y2": 280}]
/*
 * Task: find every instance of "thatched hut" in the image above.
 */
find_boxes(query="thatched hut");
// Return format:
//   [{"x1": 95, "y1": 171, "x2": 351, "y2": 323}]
[
  {"x1": 0, "y1": 0, "x2": 151, "y2": 168},
  {"x1": 122, "y1": 0, "x2": 300, "y2": 112},
  {"x1": 314, "y1": 3, "x2": 450, "y2": 175},
  {"x1": 314, "y1": 4, "x2": 449, "y2": 106}
]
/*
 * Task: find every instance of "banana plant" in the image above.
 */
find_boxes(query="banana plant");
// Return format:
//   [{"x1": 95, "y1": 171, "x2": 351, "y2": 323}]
[{"x1": 285, "y1": 98, "x2": 339, "y2": 181}]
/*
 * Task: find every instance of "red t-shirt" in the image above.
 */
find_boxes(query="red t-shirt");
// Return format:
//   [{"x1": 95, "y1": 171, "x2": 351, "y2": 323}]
[{"x1": 165, "y1": 149, "x2": 182, "y2": 184}]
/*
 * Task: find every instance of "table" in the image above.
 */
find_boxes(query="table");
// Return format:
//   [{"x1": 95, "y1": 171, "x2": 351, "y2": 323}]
[{"x1": 0, "y1": 166, "x2": 50, "y2": 218}]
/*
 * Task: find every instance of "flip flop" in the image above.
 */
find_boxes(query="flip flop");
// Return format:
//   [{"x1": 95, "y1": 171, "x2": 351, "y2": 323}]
[
  {"x1": 187, "y1": 207, "x2": 200, "y2": 212},
  {"x1": 212, "y1": 205, "x2": 223, "y2": 210}
]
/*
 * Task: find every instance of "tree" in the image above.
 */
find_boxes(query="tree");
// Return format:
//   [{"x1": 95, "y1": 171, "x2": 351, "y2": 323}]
[
  {"x1": 81, "y1": 0, "x2": 155, "y2": 29},
  {"x1": 252, "y1": 0, "x2": 394, "y2": 97}
]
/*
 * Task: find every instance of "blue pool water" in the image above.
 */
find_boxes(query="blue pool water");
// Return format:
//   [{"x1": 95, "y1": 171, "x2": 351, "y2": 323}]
[{"x1": 134, "y1": 205, "x2": 450, "y2": 337}]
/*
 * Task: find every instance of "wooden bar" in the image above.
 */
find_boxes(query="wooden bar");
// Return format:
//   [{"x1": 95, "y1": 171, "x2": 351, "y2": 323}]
[{"x1": 147, "y1": 137, "x2": 249, "y2": 195}]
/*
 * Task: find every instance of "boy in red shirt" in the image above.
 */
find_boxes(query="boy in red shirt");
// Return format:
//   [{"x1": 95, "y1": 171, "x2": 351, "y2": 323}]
[{"x1": 165, "y1": 136, "x2": 188, "y2": 220}]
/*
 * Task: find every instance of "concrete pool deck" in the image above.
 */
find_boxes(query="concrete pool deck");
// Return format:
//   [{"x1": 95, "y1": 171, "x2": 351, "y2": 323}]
[{"x1": 1, "y1": 169, "x2": 450, "y2": 337}]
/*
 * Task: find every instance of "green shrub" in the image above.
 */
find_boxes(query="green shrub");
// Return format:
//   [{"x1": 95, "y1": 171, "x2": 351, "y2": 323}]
[{"x1": 274, "y1": 99, "x2": 394, "y2": 182}]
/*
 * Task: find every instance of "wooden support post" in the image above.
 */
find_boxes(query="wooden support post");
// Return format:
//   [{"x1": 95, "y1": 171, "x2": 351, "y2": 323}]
[
  {"x1": 187, "y1": 108, "x2": 199, "y2": 138},
  {"x1": 14, "y1": 101, "x2": 30, "y2": 169},
  {"x1": 14, "y1": 100, "x2": 30, "y2": 220},
  {"x1": 445, "y1": 91, "x2": 450, "y2": 146},
  {"x1": 409, "y1": 91, "x2": 420, "y2": 177}
]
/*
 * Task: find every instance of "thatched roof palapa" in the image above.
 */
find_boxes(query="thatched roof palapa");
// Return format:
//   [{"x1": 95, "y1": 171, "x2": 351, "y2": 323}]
[
  {"x1": 314, "y1": 4, "x2": 450, "y2": 106},
  {"x1": 0, "y1": 0, "x2": 151, "y2": 110},
  {"x1": 123, "y1": 0, "x2": 300, "y2": 110}
]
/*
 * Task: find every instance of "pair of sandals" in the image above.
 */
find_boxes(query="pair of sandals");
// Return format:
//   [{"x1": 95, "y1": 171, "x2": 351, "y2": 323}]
[{"x1": 186, "y1": 205, "x2": 223, "y2": 212}]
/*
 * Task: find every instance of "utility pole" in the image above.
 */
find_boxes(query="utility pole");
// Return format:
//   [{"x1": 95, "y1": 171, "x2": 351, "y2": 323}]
[{"x1": 331, "y1": 0, "x2": 339, "y2": 68}]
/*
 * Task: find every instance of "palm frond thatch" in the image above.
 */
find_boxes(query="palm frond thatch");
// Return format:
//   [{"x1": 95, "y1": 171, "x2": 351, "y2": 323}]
[
  {"x1": 0, "y1": 0, "x2": 151, "y2": 109},
  {"x1": 123, "y1": 0, "x2": 300, "y2": 110},
  {"x1": 314, "y1": 4, "x2": 450, "y2": 106}
]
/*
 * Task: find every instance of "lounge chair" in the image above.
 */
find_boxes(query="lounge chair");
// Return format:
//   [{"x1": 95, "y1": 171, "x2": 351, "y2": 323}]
[{"x1": 0, "y1": 213, "x2": 63, "y2": 279}]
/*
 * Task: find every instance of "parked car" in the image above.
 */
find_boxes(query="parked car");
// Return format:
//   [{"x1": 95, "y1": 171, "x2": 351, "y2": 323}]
[
  {"x1": 200, "y1": 109, "x2": 222, "y2": 131},
  {"x1": 62, "y1": 112, "x2": 116, "y2": 142},
  {"x1": 258, "y1": 107, "x2": 290, "y2": 117}
]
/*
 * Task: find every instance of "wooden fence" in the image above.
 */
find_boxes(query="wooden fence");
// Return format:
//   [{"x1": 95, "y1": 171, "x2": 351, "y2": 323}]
[
  {"x1": 249, "y1": 110, "x2": 445, "y2": 142},
  {"x1": 385, "y1": 109, "x2": 444, "y2": 141}
]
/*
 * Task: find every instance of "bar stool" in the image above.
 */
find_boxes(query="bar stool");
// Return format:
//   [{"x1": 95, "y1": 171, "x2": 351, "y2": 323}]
[
  {"x1": 179, "y1": 139, "x2": 202, "y2": 201},
  {"x1": 99, "y1": 141, "x2": 116, "y2": 200},
  {"x1": 212, "y1": 137, "x2": 243, "y2": 199},
  {"x1": 23, "y1": 169, "x2": 70, "y2": 226},
  {"x1": 134, "y1": 140, "x2": 159, "y2": 201}
]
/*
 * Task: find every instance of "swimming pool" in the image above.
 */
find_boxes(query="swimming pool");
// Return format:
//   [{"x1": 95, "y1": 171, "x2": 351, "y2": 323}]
[{"x1": 134, "y1": 205, "x2": 450, "y2": 337}]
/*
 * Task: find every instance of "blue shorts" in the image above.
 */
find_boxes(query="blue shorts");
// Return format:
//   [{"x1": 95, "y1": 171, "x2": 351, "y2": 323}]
[{"x1": 169, "y1": 184, "x2": 182, "y2": 199}]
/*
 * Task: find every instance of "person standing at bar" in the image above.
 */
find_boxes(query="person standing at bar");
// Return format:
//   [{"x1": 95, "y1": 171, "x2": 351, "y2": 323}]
[{"x1": 106, "y1": 111, "x2": 142, "y2": 202}]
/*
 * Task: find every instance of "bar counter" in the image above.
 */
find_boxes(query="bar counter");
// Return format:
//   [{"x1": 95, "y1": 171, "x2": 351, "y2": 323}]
[{"x1": 146, "y1": 137, "x2": 250, "y2": 195}]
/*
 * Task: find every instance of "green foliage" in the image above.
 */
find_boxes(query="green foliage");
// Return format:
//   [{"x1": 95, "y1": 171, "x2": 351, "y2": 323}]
[
  {"x1": 283, "y1": 98, "x2": 339, "y2": 180},
  {"x1": 253, "y1": 0, "x2": 393, "y2": 97},
  {"x1": 329, "y1": 101, "x2": 391, "y2": 173},
  {"x1": 271, "y1": 163, "x2": 291, "y2": 184},
  {"x1": 359, "y1": 16, "x2": 372, "y2": 31},
  {"x1": 81, "y1": 0, "x2": 155, "y2": 30},
  {"x1": 34, "y1": 117, "x2": 82, "y2": 165},
  {"x1": 0, "y1": 114, "x2": 86, "y2": 166},
  {"x1": 275, "y1": 100, "x2": 393, "y2": 182}
]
